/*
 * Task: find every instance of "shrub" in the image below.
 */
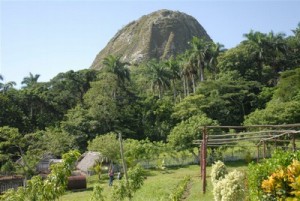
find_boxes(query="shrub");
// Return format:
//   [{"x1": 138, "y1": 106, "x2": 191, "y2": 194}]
[
  {"x1": 90, "y1": 184, "x2": 105, "y2": 201},
  {"x1": 213, "y1": 170, "x2": 246, "y2": 201},
  {"x1": 169, "y1": 176, "x2": 191, "y2": 201},
  {"x1": 248, "y1": 150, "x2": 300, "y2": 200},
  {"x1": 261, "y1": 159, "x2": 300, "y2": 200},
  {"x1": 211, "y1": 160, "x2": 228, "y2": 186},
  {"x1": 111, "y1": 165, "x2": 145, "y2": 200},
  {"x1": 0, "y1": 150, "x2": 80, "y2": 201}
]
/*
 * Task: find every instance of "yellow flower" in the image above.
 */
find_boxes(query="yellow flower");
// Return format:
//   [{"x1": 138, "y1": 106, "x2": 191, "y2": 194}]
[{"x1": 262, "y1": 175, "x2": 276, "y2": 193}]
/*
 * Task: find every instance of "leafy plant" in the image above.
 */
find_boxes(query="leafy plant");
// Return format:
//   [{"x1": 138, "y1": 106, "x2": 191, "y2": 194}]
[
  {"x1": 261, "y1": 160, "x2": 300, "y2": 200},
  {"x1": 211, "y1": 160, "x2": 228, "y2": 186},
  {"x1": 168, "y1": 176, "x2": 191, "y2": 201},
  {"x1": 0, "y1": 150, "x2": 80, "y2": 201},
  {"x1": 211, "y1": 161, "x2": 246, "y2": 201},
  {"x1": 248, "y1": 150, "x2": 300, "y2": 200},
  {"x1": 213, "y1": 169, "x2": 246, "y2": 201},
  {"x1": 90, "y1": 184, "x2": 105, "y2": 201},
  {"x1": 111, "y1": 165, "x2": 145, "y2": 200}
]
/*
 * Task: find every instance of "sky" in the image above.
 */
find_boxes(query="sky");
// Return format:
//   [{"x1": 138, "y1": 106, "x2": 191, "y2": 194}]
[{"x1": 1, "y1": 0, "x2": 300, "y2": 87}]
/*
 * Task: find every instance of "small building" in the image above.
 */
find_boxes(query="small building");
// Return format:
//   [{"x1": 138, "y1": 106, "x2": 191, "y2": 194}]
[
  {"x1": 76, "y1": 151, "x2": 106, "y2": 175},
  {"x1": 36, "y1": 154, "x2": 58, "y2": 173}
]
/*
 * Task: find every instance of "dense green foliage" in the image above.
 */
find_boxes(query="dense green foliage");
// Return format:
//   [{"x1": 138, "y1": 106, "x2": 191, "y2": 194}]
[
  {"x1": 168, "y1": 176, "x2": 191, "y2": 201},
  {"x1": 248, "y1": 150, "x2": 300, "y2": 200},
  {"x1": 111, "y1": 165, "x2": 145, "y2": 200},
  {"x1": 1, "y1": 23, "x2": 300, "y2": 178},
  {"x1": 0, "y1": 150, "x2": 80, "y2": 201}
]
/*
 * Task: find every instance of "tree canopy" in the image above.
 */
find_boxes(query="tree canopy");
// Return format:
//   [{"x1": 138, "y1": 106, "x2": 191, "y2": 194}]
[{"x1": 1, "y1": 24, "x2": 300, "y2": 177}]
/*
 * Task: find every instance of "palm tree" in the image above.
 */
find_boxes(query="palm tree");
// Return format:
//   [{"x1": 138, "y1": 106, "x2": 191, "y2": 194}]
[
  {"x1": 289, "y1": 23, "x2": 300, "y2": 67},
  {"x1": 189, "y1": 36, "x2": 210, "y2": 82},
  {"x1": 21, "y1": 73, "x2": 40, "y2": 88},
  {"x1": 243, "y1": 30, "x2": 267, "y2": 81},
  {"x1": 266, "y1": 32, "x2": 287, "y2": 69},
  {"x1": 243, "y1": 30, "x2": 266, "y2": 58},
  {"x1": 1, "y1": 81, "x2": 16, "y2": 94},
  {"x1": 145, "y1": 59, "x2": 171, "y2": 99},
  {"x1": 164, "y1": 57, "x2": 180, "y2": 101},
  {"x1": 0, "y1": 75, "x2": 16, "y2": 93},
  {"x1": 0, "y1": 74, "x2": 3, "y2": 90},
  {"x1": 102, "y1": 55, "x2": 130, "y2": 86},
  {"x1": 178, "y1": 51, "x2": 195, "y2": 97},
  {"x1": 244, "y1": 30, "x2": 289, "y2": 85},
  {"x1": 208, "y1": 42, "x2": 225, "y2": 80}
]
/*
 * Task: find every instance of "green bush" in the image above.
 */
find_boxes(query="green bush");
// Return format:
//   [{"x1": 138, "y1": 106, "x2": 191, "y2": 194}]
[
  {"x1": 247, "y1": 150, "x2": 300, "y2": 200},
  {"x1": 168, "y1": 176, "x2": 191, "y2": 201},
  {"x1": 111, "y1": 165, "x2": 145, "y2": 200},
  {"x1": 213, "y1": 169, "x2": 246, "y2": 201},
  {"x1": 211, "y1": 160, "x2": 228, "y2": 186},
  {"x1": 0, "y1": 150, "x2": 80, "y2": 201},
  {"x1": 90, "y1": 184, "x2": 105, "y2": 201}
]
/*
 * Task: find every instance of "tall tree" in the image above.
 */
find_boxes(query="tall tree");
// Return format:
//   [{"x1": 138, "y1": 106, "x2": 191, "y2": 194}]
[
  {"x1": 0, "y1": 74, "x2": 16, "y2": 93},
  {"x1": 286, "y1": 23, "x2": 300, "y2": 69},
  {"x1": 144, "y1": 59, "x2": 171, "y2": 99},
  {"x1": 189, "y1": 36, "x2": 210, "y2": 82},
  {"x1": 0, "y1": 126, "x2": 24, "y2": 168},
  {"x1": 48, "y1": 69, "x2": 97, "y2": 108},
  {"x1": 102, "y1": 55, "x2": 130, "y2": 86},
  {"x1": 164, "y1": 57, "x2": 180, "y2": 101},
  {"x1": 84, "y1": 73, "x2": 119, "y2": 134},
  {"x1": 88, "y1": 132, "x2": 120, "y2": 163},
  {"x1": 243, "y1": 30, "x2": 266, "y2": 82},
  {"x1": 21, "y1": 73, "x2": 40, "y2": 88},
  {"x1": 0, "y1": 81, "x2": 16, "y2": 94},
  {"x1": 178, "y1": 52, "x2": 191, "y2": 97},
  {"x1": 207, "y1": 42, "x2": 225, "y2": 80},
  {"x1": 197, "y1": 75, "x2": 261, "y2": 126}
]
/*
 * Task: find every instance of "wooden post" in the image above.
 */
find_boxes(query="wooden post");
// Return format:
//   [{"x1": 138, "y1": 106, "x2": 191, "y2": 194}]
[
  {"x1": 119, "y1": 133, "x2": 128, "y2": 183},
  {"x1": 202, "y1": 127, "x2": 207, "y2": 194}
]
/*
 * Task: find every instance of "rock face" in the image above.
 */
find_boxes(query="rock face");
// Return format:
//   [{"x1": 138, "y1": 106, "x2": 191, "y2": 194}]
[{"x1": 90, "y1": 9, "x2": 211, "y2": 69}]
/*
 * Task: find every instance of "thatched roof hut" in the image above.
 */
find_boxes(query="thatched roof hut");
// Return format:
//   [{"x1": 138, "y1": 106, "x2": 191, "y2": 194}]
[{"x1": 76, "y1": 151, "x2": 106, "y2": 174}]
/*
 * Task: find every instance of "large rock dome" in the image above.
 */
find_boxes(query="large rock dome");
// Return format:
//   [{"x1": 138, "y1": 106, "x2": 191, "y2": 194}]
[{"x1": 90, "y1": 9, "x2": 211, "y2": 69}]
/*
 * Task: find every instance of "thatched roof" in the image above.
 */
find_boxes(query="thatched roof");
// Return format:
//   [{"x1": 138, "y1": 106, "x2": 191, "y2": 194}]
[{"x1": 76, "y1": 151, "x2": 103, "y2": 173}]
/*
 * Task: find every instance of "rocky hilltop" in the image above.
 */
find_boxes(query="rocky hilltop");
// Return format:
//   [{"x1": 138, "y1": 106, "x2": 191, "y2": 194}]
[{"x1": 90, "y1": 9, "x2": 211, "y2": 69}]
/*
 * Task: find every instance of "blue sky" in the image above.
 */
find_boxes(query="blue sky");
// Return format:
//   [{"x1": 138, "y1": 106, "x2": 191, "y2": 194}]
[{"x1": 1, "y1": 0, "x2": 300, "y2": 87}]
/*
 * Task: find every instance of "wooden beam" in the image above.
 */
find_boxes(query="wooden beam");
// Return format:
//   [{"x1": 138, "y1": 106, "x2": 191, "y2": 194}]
[
  {"x1": 204, "y1": 123, "x2": 300, "y2": 129},
  {"x1": 208, "y1": 130, "x2": 298, "y2": 138}
]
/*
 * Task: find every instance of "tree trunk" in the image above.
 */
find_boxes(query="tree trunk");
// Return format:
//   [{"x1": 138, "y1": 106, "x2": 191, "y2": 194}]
[
  {"x1": 199, "y1": 61, "x2": 205, "y2": 82},
  {"x1": 186, "y1": 75, "x2": 190, "y2": 96},
  {"x1": 191, "y1": 74, "x2": 196, "y2": 93},
  {"x1": 183, "y1": 76, "x2": 186, "y2": 97},
  {"x1": 172, "y1": 79, "x2": 177, "y2": 102}
]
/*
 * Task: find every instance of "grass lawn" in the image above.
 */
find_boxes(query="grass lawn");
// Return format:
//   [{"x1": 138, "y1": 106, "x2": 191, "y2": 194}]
[{"x1": 61, "y1": 162, "x2": 247, "y2": 201}]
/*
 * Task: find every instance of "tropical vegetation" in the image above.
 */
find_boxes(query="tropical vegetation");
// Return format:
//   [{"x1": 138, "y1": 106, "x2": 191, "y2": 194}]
[{"x1": 0, "y1": 23, "x2": 300, "y2": 200}]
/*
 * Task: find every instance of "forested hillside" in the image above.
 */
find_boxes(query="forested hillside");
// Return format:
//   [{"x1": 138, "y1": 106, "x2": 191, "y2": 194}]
[{"x1": 0, "y1": 23, "x2": 299, "y2": 177}]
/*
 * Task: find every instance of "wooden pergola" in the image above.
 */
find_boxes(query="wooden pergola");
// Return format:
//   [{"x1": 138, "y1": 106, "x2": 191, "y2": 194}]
[{"x1": 194, "y1": 123, "x2": 300, "y2": 194}]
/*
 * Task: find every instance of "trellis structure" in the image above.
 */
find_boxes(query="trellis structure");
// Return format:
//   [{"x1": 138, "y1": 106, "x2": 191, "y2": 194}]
[{"x1": 194, "y1": 123, "x2": 300, "y2": 194}]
